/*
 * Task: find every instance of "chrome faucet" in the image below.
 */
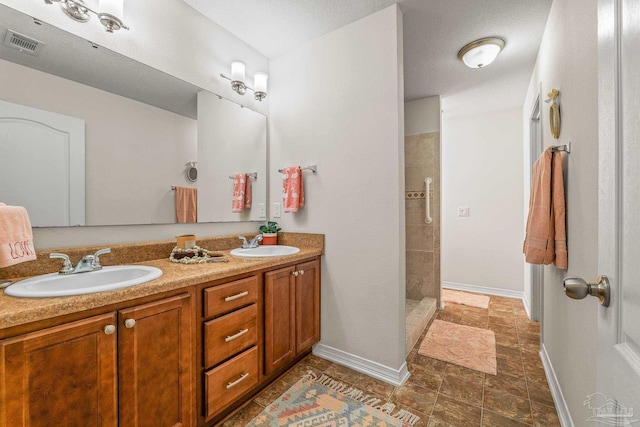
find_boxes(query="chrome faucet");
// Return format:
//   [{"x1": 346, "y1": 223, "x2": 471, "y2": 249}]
[
  {"x1": 238, "y1": 235, "x2": 263, "y2": 249},
  {"x1": 50, "y1": 248, "x2": 111, "y2": 274}
]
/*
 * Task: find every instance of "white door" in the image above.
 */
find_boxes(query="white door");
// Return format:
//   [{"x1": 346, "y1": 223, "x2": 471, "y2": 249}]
[
  {"x1": 594, "y1": 0, "x2": 640, "y2": 424},
  {"x1": 0, "y1": 100, "x2": 85, "y2": 226}
]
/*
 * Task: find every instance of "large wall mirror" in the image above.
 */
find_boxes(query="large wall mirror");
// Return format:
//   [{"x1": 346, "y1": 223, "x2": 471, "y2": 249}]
[{"x1": 0, "y1": 3, "x2": 267, "y2": 227}]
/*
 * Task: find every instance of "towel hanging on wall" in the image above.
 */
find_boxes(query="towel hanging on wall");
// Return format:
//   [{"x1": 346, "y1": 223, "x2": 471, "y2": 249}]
[
  {"x1": 0, "y1": 202, "x2": 37, "y2": 268},
  {"x1": 232, "y1": 173, "x2": 252, "y2": 213},
  {"x1": 523, "y1": 148, "x2": 567, "y2": 269},
  {"x1": 282, "y1": 166, "x2": 305, "y2": 213},
  {"x1": 175, "y1": 186, "x2": 197, "y2": 223}
]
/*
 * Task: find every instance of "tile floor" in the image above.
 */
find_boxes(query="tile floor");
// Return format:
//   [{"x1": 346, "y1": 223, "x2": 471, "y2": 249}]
[{"x1": 221, "y1": 294, "x2": 561, "y2": 426}]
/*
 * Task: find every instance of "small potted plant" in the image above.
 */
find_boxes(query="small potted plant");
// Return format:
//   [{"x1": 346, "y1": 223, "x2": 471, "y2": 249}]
[{"x1": 259, "y1": 221, "x2": 281, "y2": 245}]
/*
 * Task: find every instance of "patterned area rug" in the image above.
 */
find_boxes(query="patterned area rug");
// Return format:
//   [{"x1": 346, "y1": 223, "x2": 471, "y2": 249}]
[
  {"x1": 419, "y1": 319, "x2": 497, "y2": 375},
  {"x1": 442, "y1": 289, "x2": 490, "y2": 309},
  {"x1": 246, "y1": 372, "x2": 420, "y2": 426}
]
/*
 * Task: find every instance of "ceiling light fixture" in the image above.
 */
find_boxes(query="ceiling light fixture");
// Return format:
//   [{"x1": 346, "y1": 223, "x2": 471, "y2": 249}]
[
  {"x1": 43, "y1": 0, "x2": 129, "y2": 33},
  {"x1": 457, "y1": 37, "x2": 505, "y2": 69},
  {"x1": 220, "y1": 61, "x2": 268, "y2": 101}
]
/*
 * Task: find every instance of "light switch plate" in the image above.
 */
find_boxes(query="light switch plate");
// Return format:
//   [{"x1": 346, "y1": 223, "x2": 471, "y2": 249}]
[
  {"x1": 458, "y1": 207, "x2": 470, "y2": 217},
  {"x1": 274, "y1": 202, "x2": 281, "y2": 218},
  {"x1": 258, "y1": 203, "x2": 266, "y2": 219}
]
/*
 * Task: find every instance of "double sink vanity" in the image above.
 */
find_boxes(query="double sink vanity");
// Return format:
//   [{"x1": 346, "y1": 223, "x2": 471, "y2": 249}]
[{"x1": 0, "y1": 233, "x2": 323, "y2": 426}]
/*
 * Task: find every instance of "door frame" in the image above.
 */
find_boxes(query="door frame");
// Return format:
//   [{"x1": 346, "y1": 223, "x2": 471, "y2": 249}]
[{"x1": 527, "y1": 90, "x2": 544, "y2": 325}]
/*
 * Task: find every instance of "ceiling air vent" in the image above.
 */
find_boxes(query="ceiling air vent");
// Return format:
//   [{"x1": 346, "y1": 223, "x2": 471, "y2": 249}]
[{"x1": 3, "y1": 30, "x2": 44, "y2": 56}]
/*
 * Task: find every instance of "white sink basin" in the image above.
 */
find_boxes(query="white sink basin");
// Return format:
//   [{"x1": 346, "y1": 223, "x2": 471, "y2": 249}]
[
  {"x1": 230, "y1": 245, "x2": 300, "y2": 258},
  {"x1": 4, "y1": 265, "x2": 163, "y2": 298}
]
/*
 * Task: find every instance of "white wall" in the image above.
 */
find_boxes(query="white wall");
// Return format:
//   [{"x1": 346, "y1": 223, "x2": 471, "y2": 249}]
[
  {"x1": 441, "y1": 108, "x2": 524, "y2": 293},
  {"x1": 269, "y1": 6, "x2": 407, "y2": 377},
  {"x1": 522, "y1": 0, "x2": 598, "y2": 424},
  {"x1": 0, "y1": 0, "x2": 269, "y2": 248},
  {"x1": 405, "y1": 96, "x2": 441, "y2": 136}
]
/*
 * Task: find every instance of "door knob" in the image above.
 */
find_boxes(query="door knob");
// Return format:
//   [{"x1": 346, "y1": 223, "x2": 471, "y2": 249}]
[
  {"x1": 563, "y1": 275, "x2": 610, "y2": 307},
  {"x1": 124, "y1": 318, "x2": 136, "y2": 328}
]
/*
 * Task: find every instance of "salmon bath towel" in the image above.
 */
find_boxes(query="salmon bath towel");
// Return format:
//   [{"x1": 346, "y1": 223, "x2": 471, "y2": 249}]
[
  {"x1": 0, "y1": 203, "x2": 37, "y2": 268},
  {"x1": 282, "y1": 166, "x2": 304, "y2": 213},
  {"x1": 175, "y1": 186, "x2": 197, "y2": 223},
  {"x1": 523, "y1": 148, "x2": 567, "y2": 269},
  {"x1": 232, "y1": 173, "x2": 252, "y2": 213}
]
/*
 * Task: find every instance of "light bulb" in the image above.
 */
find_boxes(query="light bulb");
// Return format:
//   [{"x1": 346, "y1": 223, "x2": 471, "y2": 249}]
[
  {"x1": 254, "y1": 72, "x2": 268, "y2": 93},
  {"x1": 231, "y1": 61, "x2": 246, "y2": 82}
]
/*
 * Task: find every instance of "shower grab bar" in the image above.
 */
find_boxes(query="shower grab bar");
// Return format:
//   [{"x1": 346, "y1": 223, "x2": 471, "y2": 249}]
[{"x1": 425, "y1": 177, "x2": 433, "y2": 224}]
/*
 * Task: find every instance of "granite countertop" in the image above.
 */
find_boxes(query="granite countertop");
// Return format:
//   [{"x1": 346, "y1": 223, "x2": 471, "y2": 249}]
[{"x1": 0, "y1": 246, "x2": 322, "y2": 331}]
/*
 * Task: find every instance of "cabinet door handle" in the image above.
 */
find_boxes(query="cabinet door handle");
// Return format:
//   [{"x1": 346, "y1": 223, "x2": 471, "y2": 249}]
[
  {"x1": 124, "y1": 319, "x2": 136, "y2": 328},
  {"x1": 224, "y1": 291, "x2": 249, "y2": 302},
  {"x1": 225, "y1": 328, "x2": 249, "y2": 342},
  {"x1": 104, "y1": 324, "x2": 116, "y2": 335},
  {"x1": 226, "y1": 372, "x2": 249, "y2": 389},
  {"x1": 299, "y1": 270, "x2": 305, "y2": 275},
  {"x1": 293, "y1": 271, "x2": 299, "y2": 277}
]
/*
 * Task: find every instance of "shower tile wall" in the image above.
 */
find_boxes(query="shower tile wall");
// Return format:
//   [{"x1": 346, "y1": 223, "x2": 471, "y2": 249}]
[{"x1": 405, "y1": 132, "x2": 440, "y2": 304}]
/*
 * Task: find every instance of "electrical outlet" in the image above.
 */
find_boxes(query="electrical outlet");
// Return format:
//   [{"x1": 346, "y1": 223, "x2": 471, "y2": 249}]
[
  {"x1": 258, "y1": 203, "x2": 266, "y2": 219},
  {"x1": 274, "y1": 202, "x2": 282, "y2": 218},
  {"x1": 458, "y1": 207, "x2": 470, "y2": 217}
]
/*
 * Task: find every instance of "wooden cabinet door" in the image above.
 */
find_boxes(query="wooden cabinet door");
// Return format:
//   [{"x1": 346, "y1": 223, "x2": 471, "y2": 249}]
[
  {"x1": 0, "y1": 313, "x2": 118, "y2": 427},
  {"x1": 118, "y1": 293, "x2": 193, "y2": 427},
  {"x1": 295, "y1": 260, "x2": 321, "y2": 353},
  {"x1": 264, "y1": 266, "x2": 296, "y2": 375}
]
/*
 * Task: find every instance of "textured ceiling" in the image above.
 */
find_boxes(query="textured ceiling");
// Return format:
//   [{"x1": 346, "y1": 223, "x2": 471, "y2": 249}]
[{"x1": 184, "y1": 0, "x2": 552, "y2": 117}]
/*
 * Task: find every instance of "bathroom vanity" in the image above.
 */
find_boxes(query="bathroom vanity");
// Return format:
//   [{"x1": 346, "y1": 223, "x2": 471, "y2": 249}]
[{"x1": 0, "y1": 234, "x2": 322, "y2": 426}]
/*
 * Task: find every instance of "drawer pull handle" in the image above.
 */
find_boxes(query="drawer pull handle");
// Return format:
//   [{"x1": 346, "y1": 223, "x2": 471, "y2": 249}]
[
  {"x1": 300, "y1": 270, "x2": 305, "y2": 275},
  {"x1": 293, "y1": 271, "x2": 299, "y2": 277},
  {"x1": 225, "y1": 328, "x2": 249, "y2": 342},
  {"x1": 224, "y1": 291, "x2": 249, "y2": 302},
  {"x1": 226, "y1": 372, "x2": 249, "y2": 389}
]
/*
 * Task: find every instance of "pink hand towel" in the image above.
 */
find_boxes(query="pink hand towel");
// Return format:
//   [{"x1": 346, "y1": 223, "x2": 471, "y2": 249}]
[
  {"x1": 282, "y1": 166, "x2": 304, "y2": 213},
  {"x1": 175, "y1": 187, "x2": 197, "y2": 223},
  {"x1": 0, "y1": 203, "x2": 37, "y2": 268},
  {"x1": 245, "y1": 176, "x2": 252, "y2": 209},
  {"x1": 523, "y1": 148, "x2": 567, "y2": 269},
  {"x1": 232, "y1": 173, "x2": 251, "y2": 213}
]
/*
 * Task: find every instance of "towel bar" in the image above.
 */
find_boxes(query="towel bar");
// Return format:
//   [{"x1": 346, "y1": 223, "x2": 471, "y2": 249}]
[
  {"x1": 228, "y1": 172, "x2": 258, "y2": 180},
  {"x1": 551, "y1": 142, "x2": 571, "y2": 153},
  {"x1": 278, "y1": 165, "x2": 317, "y2": 173}
]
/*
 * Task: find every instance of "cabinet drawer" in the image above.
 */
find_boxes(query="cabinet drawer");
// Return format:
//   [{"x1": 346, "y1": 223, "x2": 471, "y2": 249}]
[
  {"x1": 204, "y1": 304, "x2": 257, "y2": 367},
  {"x1": 204, "y1": 276, "x2": 258, "y2": 318},
  {"x1": 205, "y1": 346, "x2": 258, "y2": 419}
]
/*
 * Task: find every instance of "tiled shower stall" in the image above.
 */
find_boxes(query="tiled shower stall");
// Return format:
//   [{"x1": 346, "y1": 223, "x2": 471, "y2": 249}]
[{"x1": 404, "y1": 131, "x2": 440, "y2": 352}]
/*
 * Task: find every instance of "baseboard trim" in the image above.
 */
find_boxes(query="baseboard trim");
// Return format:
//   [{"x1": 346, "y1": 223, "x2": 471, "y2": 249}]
[
  {"x1": 442, "y1": 281, "x2": 525, "y2": 300},
  {"x1": 313, "y1": 343, "x2": 410, "y2": 387},
  {"x1": 522, "y1": 291, "x2": 532, "y2": 320},
  {"x1": 540, "y1": 344, "x2": 575, "y2": 427}
]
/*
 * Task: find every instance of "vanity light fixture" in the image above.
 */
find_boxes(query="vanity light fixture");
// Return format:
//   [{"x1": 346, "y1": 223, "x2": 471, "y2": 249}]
[
  {"x1": 457, "y1": 37, "x2": 505, "y2": 69},
  {"x1": 253, "y1": 72, "x2": 268, "y2": 101},
  {"x1": 230, "y1": 60, "x2": 247, "y2": 95},
  {"x1": 43, "y1": 0, "x2": 129, "y2": 33},
  {"x1": 220, "y1": 62, "x2": 269, "y2": 101}
]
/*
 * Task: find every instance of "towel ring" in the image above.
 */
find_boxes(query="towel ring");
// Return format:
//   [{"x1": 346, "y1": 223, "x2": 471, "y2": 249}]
[{"x1": 186, "y1": 162, "x2": 197, "y2": 182}]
